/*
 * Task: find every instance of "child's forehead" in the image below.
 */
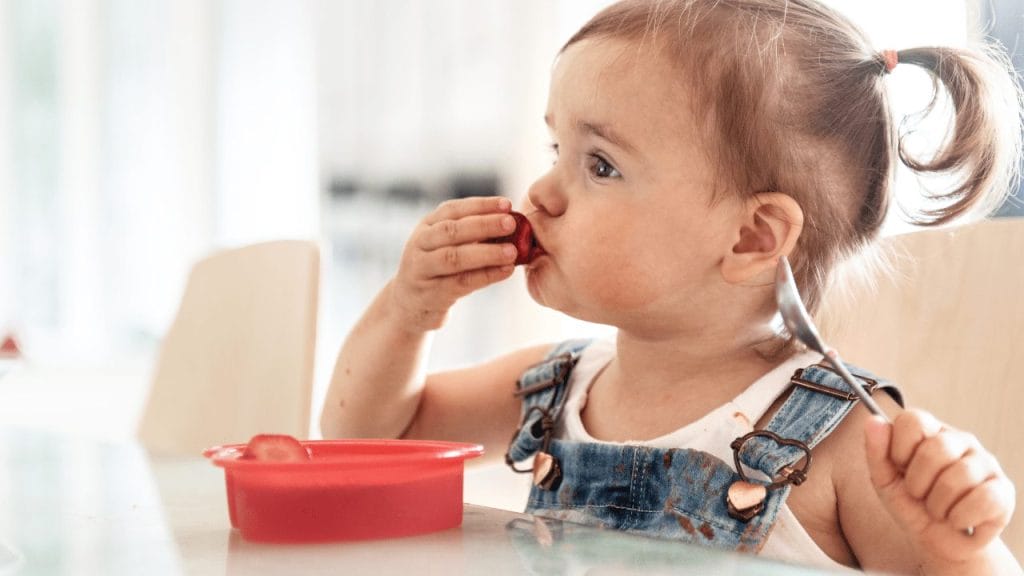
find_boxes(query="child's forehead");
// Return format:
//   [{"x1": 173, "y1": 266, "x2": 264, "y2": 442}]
[
  {"x1": 554, "y1": 37, "x2": 669, "y2": 88},
  {"x1": 548, "y1": 37, "x2": 702, "y2": 150}
]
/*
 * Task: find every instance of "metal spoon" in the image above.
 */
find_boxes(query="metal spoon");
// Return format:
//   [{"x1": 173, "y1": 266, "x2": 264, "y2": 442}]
[
  {"x1": 775, "y1": 256, "x2": 890, "y2": 422},
  {"x1": 776, "y1": 258, "x2": 977, "y2": 534}
]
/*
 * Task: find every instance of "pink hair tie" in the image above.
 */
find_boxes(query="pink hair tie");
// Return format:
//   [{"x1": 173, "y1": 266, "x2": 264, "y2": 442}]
[{"x1": 880, "y1": 49, "x2": 899, "y2": 74}]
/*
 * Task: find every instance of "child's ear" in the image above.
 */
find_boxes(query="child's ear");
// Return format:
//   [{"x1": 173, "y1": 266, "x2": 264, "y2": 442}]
[{"x1": 721, "y1": 192, "x2": 803, "y2": 285}]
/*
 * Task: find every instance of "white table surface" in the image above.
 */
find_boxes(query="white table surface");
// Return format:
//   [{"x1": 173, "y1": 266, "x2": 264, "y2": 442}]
[{"x1": 0, "y1": 427, "x2": 843, "y2": 576}]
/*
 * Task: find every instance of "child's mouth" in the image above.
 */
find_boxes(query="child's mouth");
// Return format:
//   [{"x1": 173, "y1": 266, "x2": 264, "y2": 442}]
[{"x1": 527, "y1": 233, "x2": 546, "y2": 264}]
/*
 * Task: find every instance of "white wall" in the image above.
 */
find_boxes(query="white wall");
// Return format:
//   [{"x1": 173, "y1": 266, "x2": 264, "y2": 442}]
[
  {"x1": 217, "y1": 0, "x2": 319, "y2": 246},
  {"x1": 0, "y1": 0, "x2": 321, "y2": 359}
]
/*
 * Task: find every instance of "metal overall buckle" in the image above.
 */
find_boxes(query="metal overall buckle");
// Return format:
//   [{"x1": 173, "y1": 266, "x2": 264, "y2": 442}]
[
  {"x1": 504, "y1": 353, "x2": 578, "y2": 491},
  {"x1": 726, "y1": 430, "x2": 812, "y2": 522},
  {"x1": 505, "y1": 406, "x2": 562, "y2": 491}
]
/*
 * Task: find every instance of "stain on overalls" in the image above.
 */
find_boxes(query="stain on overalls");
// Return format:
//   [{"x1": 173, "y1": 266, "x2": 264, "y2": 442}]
[{"x1": 505, "y1": 339, "x2": 902, "y2": 554}]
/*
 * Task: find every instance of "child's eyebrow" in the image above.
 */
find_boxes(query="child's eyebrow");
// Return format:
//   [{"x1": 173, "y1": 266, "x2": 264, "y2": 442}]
[{"x1": 545, "y1": 113, "x2": 637, "y2": 155}]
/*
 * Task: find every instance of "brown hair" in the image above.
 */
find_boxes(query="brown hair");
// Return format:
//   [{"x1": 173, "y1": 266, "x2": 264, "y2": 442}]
[{"x1": 564, "y1": 0, "x2": 1022, "y2": 313}]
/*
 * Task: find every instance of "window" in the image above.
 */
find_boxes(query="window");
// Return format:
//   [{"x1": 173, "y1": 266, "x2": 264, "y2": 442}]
[{"x1": 985, "y1": 0, "x2": 1024, "y2": 217}]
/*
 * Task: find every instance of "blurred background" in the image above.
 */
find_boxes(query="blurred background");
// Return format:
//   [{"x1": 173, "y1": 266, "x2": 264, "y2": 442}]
[{"x1": 0, "y1": 0, "x2": 1020, "y2": 441}]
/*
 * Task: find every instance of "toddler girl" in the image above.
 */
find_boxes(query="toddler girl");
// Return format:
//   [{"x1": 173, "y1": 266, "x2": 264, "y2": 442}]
[{"x1": 320, "y1": 1, "x2": 1021, "y2": 573}]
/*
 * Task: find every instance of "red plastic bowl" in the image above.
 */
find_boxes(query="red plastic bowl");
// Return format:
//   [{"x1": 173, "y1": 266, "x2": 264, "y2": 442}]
[{"x1": 203, "y1": 439, "x2": 484, "y2": 543}]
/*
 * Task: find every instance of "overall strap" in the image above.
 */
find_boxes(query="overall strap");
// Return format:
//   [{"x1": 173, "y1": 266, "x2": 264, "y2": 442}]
[
  {"x1": 735, "y1": 362, "x2": 903, "y2": 484},
  {"x1": 505, "y1": 339, "x2": 592, "y2": 467}
]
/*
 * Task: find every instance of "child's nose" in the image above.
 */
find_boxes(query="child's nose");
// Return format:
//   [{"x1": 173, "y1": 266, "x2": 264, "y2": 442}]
[{"x1": 526, "y1": 170, "x2": 567, "y2": 217}]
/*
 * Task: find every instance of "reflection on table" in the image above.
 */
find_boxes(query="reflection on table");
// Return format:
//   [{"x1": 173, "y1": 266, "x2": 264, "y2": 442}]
[{"x1": 0, "y1": 427, "x2": 838, "y2": 575}]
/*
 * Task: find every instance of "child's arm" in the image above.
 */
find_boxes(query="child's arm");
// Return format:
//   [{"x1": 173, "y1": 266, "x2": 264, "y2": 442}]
[
  {"x1": 834, "y1": 402, "x2": 1020, "y2": 575},
  {"x1": 319, "y1": 196, "x2": 547, "y2": 457}
]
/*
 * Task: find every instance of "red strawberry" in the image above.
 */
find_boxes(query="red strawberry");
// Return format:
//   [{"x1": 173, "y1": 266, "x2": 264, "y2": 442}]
[
  {"x1": 240, "y1": 434, "x2": 311, "y2": 462},
  {"x1": 487, "y1": 211, "x2": 544, "y2": 265},
  {"x1": 0, "y1": 334, "x2": 21, "y2": 358}
]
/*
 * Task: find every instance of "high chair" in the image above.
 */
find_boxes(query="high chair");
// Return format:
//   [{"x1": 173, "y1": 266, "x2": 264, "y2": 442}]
[
  {"x1": 818, "y1": 217, "x2": 1024, "y2": 559},
  {"x1": 137, "y1": 240, "x2": 320, "y2": 456}
]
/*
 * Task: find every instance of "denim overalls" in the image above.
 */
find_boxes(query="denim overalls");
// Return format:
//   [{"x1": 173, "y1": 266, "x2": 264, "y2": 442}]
[{"x1": 505, "y1": 339, "x2": 901, "y2": 554}]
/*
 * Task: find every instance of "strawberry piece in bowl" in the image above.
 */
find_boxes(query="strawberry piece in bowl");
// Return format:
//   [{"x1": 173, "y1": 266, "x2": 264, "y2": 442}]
[
  {"x1": 239, "y1": 434, "x2": 311, "y2": 462},
  {"x1": 487, "y1": 211, "x2": 544, "y2": 265}
]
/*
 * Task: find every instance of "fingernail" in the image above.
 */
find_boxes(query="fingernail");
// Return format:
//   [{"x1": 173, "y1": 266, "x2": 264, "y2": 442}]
[
  {"x1": 497, "y1": 197, "x2": 511, "y2": 210},
  {"x1": 865, "y1": 415, "x2": 884, "y2": 433},
  {"x1": 864, "y1": 416, "x2": 889, "y2": 445},
  {"x1": 502, "y1": 245, "x2": 517, "y2": 259},
  {"x1": 501, "y1": 215, "x2": 516, "y2": 231}
]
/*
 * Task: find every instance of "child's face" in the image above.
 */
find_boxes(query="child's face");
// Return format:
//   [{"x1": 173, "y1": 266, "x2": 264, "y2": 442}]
[{"x1": 523, "y1": 37, "x2": 743, "y2": 331}]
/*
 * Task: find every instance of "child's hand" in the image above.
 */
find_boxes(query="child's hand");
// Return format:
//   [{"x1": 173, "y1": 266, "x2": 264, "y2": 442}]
[
  {"x1": 390, "y1": 196, "x2": 520, "y2": 332},
  {"x1": 864, "y1": 409, "x2": 1016, "y2": 563}
]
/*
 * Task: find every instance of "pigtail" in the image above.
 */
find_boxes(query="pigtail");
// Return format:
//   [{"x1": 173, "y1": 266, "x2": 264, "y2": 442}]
[{"x1": 891, "y1": 45, "x2": 1023, "y2": 225}]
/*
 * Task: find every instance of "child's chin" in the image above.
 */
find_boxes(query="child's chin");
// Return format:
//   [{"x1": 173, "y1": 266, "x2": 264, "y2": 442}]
[
  {"x1": 524, "y1": 270, "x2": 550, "y2": 308},
  {"x1": 524, "y1": 270, "x2": 577, "y2": 319}
]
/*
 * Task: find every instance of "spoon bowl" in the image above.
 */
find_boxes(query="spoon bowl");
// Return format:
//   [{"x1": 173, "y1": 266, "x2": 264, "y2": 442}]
[{"x1": 775, "y1": 256, "x2": 889, "y2": 422}]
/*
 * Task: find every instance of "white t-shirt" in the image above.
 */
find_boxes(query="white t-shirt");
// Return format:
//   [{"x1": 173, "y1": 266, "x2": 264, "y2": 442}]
[{"x1": 555, "y1": 338, "x2": 856, "y2": 572}]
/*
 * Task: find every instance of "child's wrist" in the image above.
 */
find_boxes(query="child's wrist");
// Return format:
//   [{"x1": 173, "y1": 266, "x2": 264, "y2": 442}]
[{"x1": 382, "y1": 280, "x2": 446, "y2": 336}]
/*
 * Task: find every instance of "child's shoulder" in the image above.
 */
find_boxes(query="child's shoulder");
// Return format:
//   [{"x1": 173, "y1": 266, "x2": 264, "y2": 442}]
[
  {"x1": 805, "y1": 392, "x2": 915, "y2": 568},
  {"x1": 755, "y1": 373, "x2": 910, "y2": 568},
  {"x1": 815, "y1": 390, "x2": 906, "y2": 479},
  {"x1": 753, "y1": 359, "x2": 907, "y2": 485},
  {"x1": 779, "y1": 366, "x2": 906, "y2": 492}
]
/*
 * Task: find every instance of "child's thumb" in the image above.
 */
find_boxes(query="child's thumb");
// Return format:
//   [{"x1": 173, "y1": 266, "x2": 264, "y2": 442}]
[{"x1": 863, "y1": 415, "x2": 900, "y2": 491}]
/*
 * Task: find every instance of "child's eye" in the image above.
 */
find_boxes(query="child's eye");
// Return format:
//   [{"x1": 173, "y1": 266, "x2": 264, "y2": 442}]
[{"x1": 588, "y1": 154, "x2": 621, "y2": 179}]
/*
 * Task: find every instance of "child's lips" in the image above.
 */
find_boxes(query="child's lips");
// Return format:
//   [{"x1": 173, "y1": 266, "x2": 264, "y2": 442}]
[{"x1": 528, "y1": 231, "x2": 547, "y2": 263}]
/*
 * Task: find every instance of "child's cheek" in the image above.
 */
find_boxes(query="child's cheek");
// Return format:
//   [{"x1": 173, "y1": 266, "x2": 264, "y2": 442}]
[{"x1": 578, "y1": 245, "x2": 667, "y2": 312}]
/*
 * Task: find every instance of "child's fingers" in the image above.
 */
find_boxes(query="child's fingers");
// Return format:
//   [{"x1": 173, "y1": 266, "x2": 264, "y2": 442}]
[
  {"x1": 437, "y1": 264, "x2": 516, "y2": 296},
  {"x1": 923, "y1": 449, "x2": 998, "y2": 521},
  {"x1": 864, "y1": 408, "x2": 1014, "y2": 561},
  {"x1": 947, "y1": 476, "x2": 1016, "y2": 535},
  {"x1": 422, "y1": 196, "x2": 511, "y2": 226},
  {"x1": 864, "y1": 415, "x2": 900, "y2": 489},
  {"x1": 417, "y1": 212, "x2": 517, "y2": 251},
  {"x1": 903, "y1": 429, "x2": 977, "y2": 500},
  {"x1": 420, "y1": 243, "x2": 518, "y2": 278},
  {"x1": 889, "y1": 409, "x2": 943, "y2": 470}
]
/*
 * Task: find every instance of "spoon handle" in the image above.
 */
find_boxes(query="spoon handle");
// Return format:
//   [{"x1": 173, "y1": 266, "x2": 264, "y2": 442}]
[{"x1": 823, "y1": 350, "x2": 891, "y2": 423}]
